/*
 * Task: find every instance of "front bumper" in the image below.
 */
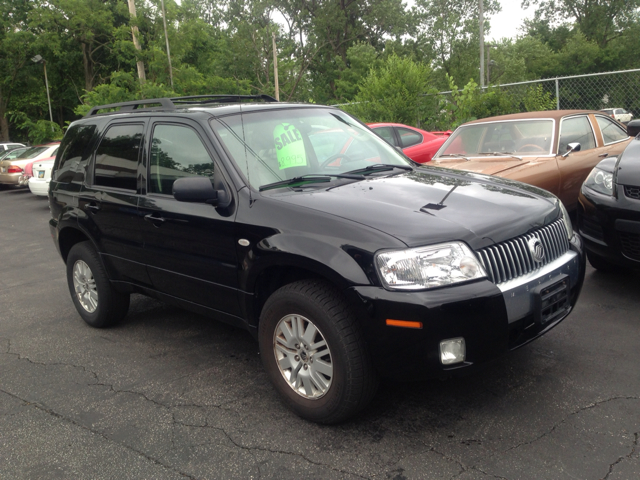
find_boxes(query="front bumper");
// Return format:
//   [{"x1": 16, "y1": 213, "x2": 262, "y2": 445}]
[
  {"x1": 578, "y1": 185, "x2": 640, "y2": 267},
  {"x1": 350, "y1": 235, "x2": 585, "y2": 380}
]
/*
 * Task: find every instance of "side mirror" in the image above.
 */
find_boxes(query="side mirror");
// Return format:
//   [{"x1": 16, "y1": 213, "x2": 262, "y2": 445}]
[
  {"x1": 562, "y1": 142, "x2": 581, "y2": 158},
  {"x1": 172, "y1": 176, "x2": 231, "y2": 207},
  {"x1": 627, "y1": 119, "x2": 640, "y2": 137}
]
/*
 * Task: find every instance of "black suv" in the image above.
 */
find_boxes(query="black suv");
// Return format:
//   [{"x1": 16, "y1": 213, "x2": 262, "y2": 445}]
[{"x1": 50, "y1": 95, "x2": 585, "y2": 423}]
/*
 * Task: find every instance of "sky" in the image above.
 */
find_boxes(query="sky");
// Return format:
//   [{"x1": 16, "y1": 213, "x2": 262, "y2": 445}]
[{"x1": 488, "y1": 0, "x2": 536, "y2": 41}]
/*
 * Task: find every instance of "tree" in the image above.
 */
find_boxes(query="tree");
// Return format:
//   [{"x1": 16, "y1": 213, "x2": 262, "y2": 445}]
[
  {"x1": 414, "y1": 0, "x2": 500, "y2": 88},
  {"x1": 342, "y1": 54, "x2": 437, "y2": 127},
  {"x1": 0, "y1": 0, "x2": 37, "y2": 141},
  {"x1": 522, "y1": 0, "x2": 640, "y2": 48}
]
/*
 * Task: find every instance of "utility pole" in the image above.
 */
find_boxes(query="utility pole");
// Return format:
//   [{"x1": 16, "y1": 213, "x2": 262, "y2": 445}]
[
  {"x1": 479, "y1": 0, "x2": 485, "y2": 89},
  {"x1": 31, "y1": 55, "x2": 54, "y2": 131},
  {"x1": 160, "y1": 0, "x2": 174, "y2": 88},
  {"x1": 272, "y1": 33, "x2": 279, "y2": 101},
  {"x1": 127, "y1": 0, "x2": 146, "y2": 83}
]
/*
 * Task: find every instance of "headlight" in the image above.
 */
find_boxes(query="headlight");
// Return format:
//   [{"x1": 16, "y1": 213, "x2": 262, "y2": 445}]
[
  {"x1": 584, "y1": 167, "x2": 614, "y2": 196},
  {"x1": 558, "y1": 201, "x2": 573, "y2": 240},
  {"x1": 375, "y1": 242, "x2": 486, "y2": 290}
]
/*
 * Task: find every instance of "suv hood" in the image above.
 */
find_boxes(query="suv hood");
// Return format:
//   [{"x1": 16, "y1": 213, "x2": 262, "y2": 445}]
[
  {"x1": 271, "y1": 168, "x2": 560, "y2": 249},
  {"x1": 432, "y1": 155, "x2": 544, "y2": 176}
]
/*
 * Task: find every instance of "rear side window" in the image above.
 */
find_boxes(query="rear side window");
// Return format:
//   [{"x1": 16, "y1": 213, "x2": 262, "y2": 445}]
[
  {"x1": 373, "y1": 126, "x2": 398, "y2": 146},
  {"x1": 397, "y1": 127, "x2": 422, "y2": 148},
  {"x1": 596, "y1": 116, "x2": 628, "y2": 145},
  {"x1": 149, "y1": 124, "x2": 213, "y2": 195},
  {"x1": 94, "y1": 124, "x2": 143, "y2": 190}
]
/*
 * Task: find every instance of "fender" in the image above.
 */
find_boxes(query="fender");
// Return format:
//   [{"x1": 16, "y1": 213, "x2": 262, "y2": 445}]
[{"x1": 240, "y1": 232, "x2": 373, "y2": 293}]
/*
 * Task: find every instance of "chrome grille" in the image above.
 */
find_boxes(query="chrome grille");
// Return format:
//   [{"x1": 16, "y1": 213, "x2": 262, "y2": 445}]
[
  {"x1": 624, "y1": 185, "x2": 640, "y2": 200},
  {"x1": 476, "y1": 219, "x2": 570, "y2": 285}
]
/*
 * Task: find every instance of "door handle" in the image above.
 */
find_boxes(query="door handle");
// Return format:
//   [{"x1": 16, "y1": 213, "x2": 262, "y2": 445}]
[
  {"x1": 144, "y1": 213, "x2": 166, "y2": 227},
  {"x1": 598, "y1": 153, "x2": 609, "y2": 157},
  {"x1": 86, "y1": 202, "x2": 100, "y2": 213}
]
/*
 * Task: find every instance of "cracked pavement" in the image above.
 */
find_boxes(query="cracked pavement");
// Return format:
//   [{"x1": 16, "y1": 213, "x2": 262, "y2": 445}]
[{"x1": 1, "y1": 187, "x2": 639, "y2": 480}]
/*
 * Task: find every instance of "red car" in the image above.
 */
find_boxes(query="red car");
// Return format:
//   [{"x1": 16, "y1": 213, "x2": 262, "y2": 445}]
[{"x1": 368, "y1": 123, "x2": 451, "y2": 163}]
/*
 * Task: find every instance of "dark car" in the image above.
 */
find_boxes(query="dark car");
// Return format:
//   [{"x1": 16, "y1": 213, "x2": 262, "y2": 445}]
[
  {"x1": 577, "y1": 120, "x2": 640, "y2": 271},
  {"x1": 49, "y1": 95, "x2": 585, "y2": 423}
]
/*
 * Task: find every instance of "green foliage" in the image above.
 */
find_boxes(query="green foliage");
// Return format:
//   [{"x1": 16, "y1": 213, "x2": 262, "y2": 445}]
[
  {"x1": 341, "y1": 54, "x2": 437, "y2": 127},
  {"x1": 442, "y1": 75, "x2": 478, "y2": 128},
  {"x1": 8, "y1": 112, "x2": 63, "y2": 144},
  {"x1": 523, "y1": 85, "x2": 556, "y2": 112}
]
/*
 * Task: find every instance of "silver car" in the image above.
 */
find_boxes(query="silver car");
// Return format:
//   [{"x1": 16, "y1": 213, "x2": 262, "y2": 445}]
[{"x1": 0, "y1": 143, "x2": 60, "y2": 186}]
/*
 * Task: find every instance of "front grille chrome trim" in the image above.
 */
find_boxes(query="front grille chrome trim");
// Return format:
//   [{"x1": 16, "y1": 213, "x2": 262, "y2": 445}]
[{"x1": 476, "y1": 219, "x2": 570, "y2": 285}]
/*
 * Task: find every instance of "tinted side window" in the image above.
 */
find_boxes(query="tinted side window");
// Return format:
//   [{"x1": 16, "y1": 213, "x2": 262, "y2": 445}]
[
  {"x1": 94, "y1": 124, "x2": 143, "y2": 190},
  {"x1": 397, "y1": 127, "x2": 422, "y2": 148},
  {"x1": 373, "y1": 127, "x2": 398, "y2": 146},
  {"x1": 596, "y1": 116, "x2": 628, "y2": 144},
  {"x1": 149, "y1": 124, "x2": 213, "y2": 195},
  {"x1": 558, "y1": 116, "x2": 596, "y2": 153}
]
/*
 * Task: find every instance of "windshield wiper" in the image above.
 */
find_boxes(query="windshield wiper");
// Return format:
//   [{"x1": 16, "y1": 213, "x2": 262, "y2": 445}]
[
  {"x1": 478, "y1": 152, "x2": 523, "y2": 161},
  {"x1": 436, "y1": 154, "x2": 470, "y2": 161},
  {"x1": 259, "y1": 173, "x2": 365, "y2": 192},
  {"x1": 343, "y1": 164, "x2": 413, "y2": 176}
]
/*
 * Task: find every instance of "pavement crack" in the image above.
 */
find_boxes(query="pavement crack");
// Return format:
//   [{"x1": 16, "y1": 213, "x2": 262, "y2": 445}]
[
  {"x1": 0, "y1": 387, "x2": 197, "y2": 479},
  {"x1": 603, "y1": 432, "x2": 639, "y2": 480},
  {"x1": 170, "y1": 418, "x2": 370, "y2": 479},
  {"x1": 507, "y1": 396, "x2": 640, "y2": 452},
  {"x1": 4, "y1": 340, "x2": 100, "y2": 383}
]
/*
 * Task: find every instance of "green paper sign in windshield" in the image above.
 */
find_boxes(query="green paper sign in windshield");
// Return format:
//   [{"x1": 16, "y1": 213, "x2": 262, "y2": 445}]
[{"x1": 274, "y1": 123, "x2": 307, "y2": 170}]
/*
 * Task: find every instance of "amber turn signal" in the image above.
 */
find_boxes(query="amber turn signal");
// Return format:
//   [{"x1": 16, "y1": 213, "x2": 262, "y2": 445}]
[{"x1": 386, "y1": 319, "x2": 423, "y2": 329}]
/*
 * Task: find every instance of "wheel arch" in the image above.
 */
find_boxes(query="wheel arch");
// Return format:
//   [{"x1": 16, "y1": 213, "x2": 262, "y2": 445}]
[
  {"x1": 245, "y1": 256, "x2": 367, "y2": 329},
  {"x1": 58, "y1": 226, "x2": 93, "y2": 263}
]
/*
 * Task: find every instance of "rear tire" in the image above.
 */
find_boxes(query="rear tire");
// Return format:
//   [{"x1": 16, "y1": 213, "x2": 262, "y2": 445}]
[
  {"x1": 66, "y1": 241, "x2": 130, "y2": 328},
  {"x1": 259, "y1": 280, "x2": 378, "y2": 424}
]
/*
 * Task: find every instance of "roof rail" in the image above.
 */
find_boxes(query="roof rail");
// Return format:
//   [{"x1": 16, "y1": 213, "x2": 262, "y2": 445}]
[
  {"x1": 170, "y1": 94, "x2": 278, "y2": 104},
  {"x1": 84, "y1": 94, "x2": 278, "y2": 118},
  {"x1": 85, "y1": 98, "x2": 175, "y2": 117}
]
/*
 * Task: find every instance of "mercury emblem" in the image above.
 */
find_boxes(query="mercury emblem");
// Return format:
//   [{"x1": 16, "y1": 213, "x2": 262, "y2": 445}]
[{"x1": 528, "y1": 237, "x2": 545, "y2": 263}]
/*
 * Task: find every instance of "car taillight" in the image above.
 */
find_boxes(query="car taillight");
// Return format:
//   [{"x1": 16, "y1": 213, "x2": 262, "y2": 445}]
[{"x1": 7, "y1": 166, "x2": 23, "y2": 173}]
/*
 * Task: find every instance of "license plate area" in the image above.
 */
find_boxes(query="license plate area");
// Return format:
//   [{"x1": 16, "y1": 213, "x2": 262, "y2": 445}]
[
  {"x1": 532, "y1": 275, "x2": 569, "y2": 325},
  {"x1": 38, "y1": 171, "x2": 45, "y2": 178}
]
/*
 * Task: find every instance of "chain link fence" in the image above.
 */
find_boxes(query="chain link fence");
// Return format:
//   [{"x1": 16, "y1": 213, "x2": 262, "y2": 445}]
[
  {"x1": 486, "y1": 68, "x2": 640, "y2": 113},
  {"x1": 336, "y1": 68, "x2": 640, "y2": 130}
]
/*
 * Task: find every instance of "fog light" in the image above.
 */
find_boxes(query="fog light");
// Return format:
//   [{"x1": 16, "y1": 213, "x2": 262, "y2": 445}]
[{"x1": 440, "y1": 338, "x2": 465, "y2": 365}]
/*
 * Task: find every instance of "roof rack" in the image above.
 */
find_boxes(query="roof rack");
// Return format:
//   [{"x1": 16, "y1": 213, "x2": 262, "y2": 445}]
[
  {"x1": 84, "y1": 94, "x2": 278, "y2": 117},
  {"x1": 170, "y1": 94, "x2": 278, "y2": 105}
]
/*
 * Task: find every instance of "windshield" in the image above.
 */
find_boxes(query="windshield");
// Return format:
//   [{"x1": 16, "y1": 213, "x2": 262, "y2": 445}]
[
  {"x1": 211, "y1": 107, "x2": 410, "y2": 190},
  {"x1": 437, "y1": 119, "x2": 554, "y2": 157}
]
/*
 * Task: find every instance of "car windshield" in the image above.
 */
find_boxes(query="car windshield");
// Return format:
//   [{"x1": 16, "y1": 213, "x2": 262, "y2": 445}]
[
  {"x1": 211, "y1": 107, "x2": 410, "y2": 190},
  {"x1": 437, "y1": 119, "x2": 554, "y2": 157}
]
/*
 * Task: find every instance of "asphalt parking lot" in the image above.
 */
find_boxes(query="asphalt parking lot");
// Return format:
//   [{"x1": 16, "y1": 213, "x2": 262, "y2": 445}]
[{"x1": 1, "y1": 185, "x2": 639, "y2": 480}]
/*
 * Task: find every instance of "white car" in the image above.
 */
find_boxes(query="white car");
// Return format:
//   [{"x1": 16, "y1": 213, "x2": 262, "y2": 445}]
[
  {"x1": 28, "y1": 157, "x2": 56, "y2": 196},
  {"x1": 0, "y1": 143, "x2": 60, "y2": 186},
  {"x1": 600, "y1": 108, "x2": 634, "y2": 124}
]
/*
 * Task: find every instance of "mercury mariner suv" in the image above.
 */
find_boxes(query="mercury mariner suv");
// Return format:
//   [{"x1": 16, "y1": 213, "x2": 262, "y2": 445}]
[{"x1": 49, "y1": 95, "x2": 585, "y2": 423}]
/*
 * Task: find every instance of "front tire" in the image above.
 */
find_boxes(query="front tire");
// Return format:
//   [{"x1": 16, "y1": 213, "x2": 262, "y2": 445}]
[
  {"x1": 587, "y1": 250, "x2": 616, "y2": 272},
  {"x1": 66, "y1": 241, "x2": 130, "y2": 328},
  {"x1": 259, "y1": 280, "x2": 378, "y2": 424}
]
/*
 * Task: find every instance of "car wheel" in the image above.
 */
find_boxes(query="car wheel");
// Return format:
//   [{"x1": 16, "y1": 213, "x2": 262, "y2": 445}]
[
  {"x1": 66, "y1": 241, "x2": 130, "y2": 328},
  {"x1": 259, "y1": 280, "x2": 378, "y2": 424},
  {"x1": 587, "y1": 250, "x2": 616, "y2": 272}
]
